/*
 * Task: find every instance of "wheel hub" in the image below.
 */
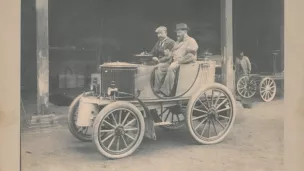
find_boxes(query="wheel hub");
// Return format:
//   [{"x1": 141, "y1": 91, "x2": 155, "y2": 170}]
[
  {"x1": 265, "y1": 85, "x2": 271, "y2": 91},
  {"x1": 245, "y1": 83, "x2": 249, "y2": 89},
  {"x1": 115, "y1": 126, "x2": 125, "y2": 136},
  {"x1": 208, "y1": 107, "x2": 218, "y2": 119}
]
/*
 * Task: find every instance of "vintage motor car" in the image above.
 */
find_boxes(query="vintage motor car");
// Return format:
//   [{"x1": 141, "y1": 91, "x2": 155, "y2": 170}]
[{"x1": 68, "y1": 57, "x2": 236, "y2": 159}]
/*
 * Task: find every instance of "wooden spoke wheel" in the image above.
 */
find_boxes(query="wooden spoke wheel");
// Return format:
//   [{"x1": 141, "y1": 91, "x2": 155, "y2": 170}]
[
  {"x1": 237, "y1": 76, "x2": 257, "y2": 98},
  {"x1": 93, "y1": 101, "x2": 145, "y2": 159},
  {"x1": 186, "y1": 83, "x2": 236, "y2": 145},
  {"x1": 259, "y1": 77, "x2": 277, "y2": 102},
  {"x1": 157, "y1": 105, "x2": 186, "y2": 131},
  {"x1": 68, "y1": 94, "x2": 92, "y2": 142}
]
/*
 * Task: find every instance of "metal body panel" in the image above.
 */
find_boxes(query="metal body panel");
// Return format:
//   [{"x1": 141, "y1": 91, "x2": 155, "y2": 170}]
[
  {"x1": 76, "y1": 60, "x2": 216, "y2": 127},
  {"x1": 175, "y1": 61, "x2": 215, "y2": 97},
  {"x1": 98, "y1": 60, "x2": 215, "y2": 100},
  {"x1": 135, "y1": 60, "x2": 216, "y2": 99},
  {"x1": 76, "y1": 98, "x2": 98, "y2": 127},
  {"x1": 135, "y1": 65, "x2": 158, "y2": 99}
]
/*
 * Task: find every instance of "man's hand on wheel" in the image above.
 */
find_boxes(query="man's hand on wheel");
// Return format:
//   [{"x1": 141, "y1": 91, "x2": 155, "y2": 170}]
[
  {"x1": 139, "y1": 51, "x2": 150, "y2": 55},
  {"x1": 152, "y1": 57, "x2": 159, "y2": 62}
]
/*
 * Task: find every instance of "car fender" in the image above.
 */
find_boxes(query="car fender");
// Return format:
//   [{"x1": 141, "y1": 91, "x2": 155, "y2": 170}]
[{"x1": 134, "y1": 97, "x2": 157, "y2": 140}]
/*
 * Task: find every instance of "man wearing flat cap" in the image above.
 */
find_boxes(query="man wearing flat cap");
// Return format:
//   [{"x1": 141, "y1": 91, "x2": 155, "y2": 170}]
[
  {"x1": 158, "y1": 23, "x2": 199, "y2": 97},
  {"x1": 150, "y1": 26, "x2": 175, "y2": 93},
  {"x1": 150, "y1": 26, "x2": 175, "y2": 59}
]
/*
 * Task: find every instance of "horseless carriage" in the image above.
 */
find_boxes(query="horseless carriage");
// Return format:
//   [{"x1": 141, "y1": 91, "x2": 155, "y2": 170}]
[
  {"x1": 68, "y1": 56, "x2": 237, "y2": 159},
  {"x1": 236, "y1": 50, "x2": 284, "y2": 102}
]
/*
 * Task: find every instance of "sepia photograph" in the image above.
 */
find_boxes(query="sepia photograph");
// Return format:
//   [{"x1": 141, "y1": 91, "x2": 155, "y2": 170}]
[{"x1": 2, "y1": 0, "x2": 292, "y2": 170}]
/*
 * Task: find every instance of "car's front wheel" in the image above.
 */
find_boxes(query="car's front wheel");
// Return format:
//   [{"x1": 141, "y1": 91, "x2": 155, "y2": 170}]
[
  {"x1": 68, "y1": 94, "x2": 92, "y2": 142},
  {"x1": 92, "y1": 101, "x2": 145, "y2": 159}
]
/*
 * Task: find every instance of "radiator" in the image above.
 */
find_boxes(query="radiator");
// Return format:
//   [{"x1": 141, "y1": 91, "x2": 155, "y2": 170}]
[{"x1": 100, "y1": 67, "x2": 137, "y2": 98}]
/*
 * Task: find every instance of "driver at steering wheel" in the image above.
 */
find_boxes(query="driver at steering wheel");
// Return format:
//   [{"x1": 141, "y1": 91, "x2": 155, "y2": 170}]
[
  {"x1": 150, "y1": 26, "x2": 175, "y2": 62},
  {"x1": 150, "y1": 26, "x2": 175, "y2": 93}
]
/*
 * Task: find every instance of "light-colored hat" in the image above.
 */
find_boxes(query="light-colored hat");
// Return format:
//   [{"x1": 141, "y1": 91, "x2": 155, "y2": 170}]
[{"x1": 155, "y1": 26, "x2": 167, "y2": 33}]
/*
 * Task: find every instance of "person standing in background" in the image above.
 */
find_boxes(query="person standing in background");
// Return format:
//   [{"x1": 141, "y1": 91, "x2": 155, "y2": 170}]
[{"x1": 236, "y1": 51, "x2": 252, "y2": 80}]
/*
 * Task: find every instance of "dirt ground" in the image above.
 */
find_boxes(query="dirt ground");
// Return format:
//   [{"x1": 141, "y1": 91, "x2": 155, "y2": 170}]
[{"x1": 21, "y1": 99, "x2": 283, "y2": 171}]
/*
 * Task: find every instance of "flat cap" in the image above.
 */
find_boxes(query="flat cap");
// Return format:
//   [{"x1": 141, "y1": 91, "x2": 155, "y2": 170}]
[{"x1": 155, "y1": 26, "x2": 167, "y2": 33}]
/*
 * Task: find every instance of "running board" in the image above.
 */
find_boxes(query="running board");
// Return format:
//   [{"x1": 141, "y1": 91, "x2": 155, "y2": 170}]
[{"x1": 154, "y1": 122, "x2": 172, "y2": 126}]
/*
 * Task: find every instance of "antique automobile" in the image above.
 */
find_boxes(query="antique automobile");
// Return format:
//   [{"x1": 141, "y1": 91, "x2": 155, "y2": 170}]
[{"x1": 68, "y1": 56, "x2": 237, "y2": 159}]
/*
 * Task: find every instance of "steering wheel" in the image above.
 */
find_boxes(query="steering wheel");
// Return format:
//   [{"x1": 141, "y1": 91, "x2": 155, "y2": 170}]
[{"x1": 134, "y1": 52, "x2": 154, "y2": 65}]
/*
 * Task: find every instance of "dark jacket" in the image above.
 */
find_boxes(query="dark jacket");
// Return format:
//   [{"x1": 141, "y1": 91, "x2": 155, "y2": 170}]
[{"x1": 150, "y1": 37, "x2": 175, "y2": 63}]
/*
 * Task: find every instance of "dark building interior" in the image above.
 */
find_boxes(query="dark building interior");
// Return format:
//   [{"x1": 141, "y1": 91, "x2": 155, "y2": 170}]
[{"x1": 21, "y1": 0, "x2": 283, "y2": 96}]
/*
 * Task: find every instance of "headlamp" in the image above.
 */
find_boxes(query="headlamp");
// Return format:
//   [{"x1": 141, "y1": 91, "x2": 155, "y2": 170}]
[
  {"x1": 107, "y1": 81, "x2": 118, "y2": 97},
  {"x1": 90, "y1": 84, "x2": 94, "y2": 91}
]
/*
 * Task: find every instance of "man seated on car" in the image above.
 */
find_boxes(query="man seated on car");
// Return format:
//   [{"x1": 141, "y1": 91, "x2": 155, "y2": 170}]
[
  {"x1": 150, "y1": 26, "x2": 175, "y2": 93},
  {"x1": 150, "y1": 26, "x2": 175, "y2": 60},
  {"x1": 157, "y1": 23, "x2": 199, "y2": 97}
]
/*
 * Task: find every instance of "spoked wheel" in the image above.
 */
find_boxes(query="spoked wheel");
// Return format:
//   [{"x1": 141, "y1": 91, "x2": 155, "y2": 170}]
[
  {"x1": 93, "y1": 101, "x2": 145, "y2": 159},
  {"x1": 259, "y1": 77, "x2": 277, "y2": 102},
  {"x1": 237, "y1": 76, "x2": 257, "y2": 98},
  {"x1": 186, "y1": 83, "x2": 236, "y2": 145},
  {"x1": 157, "y1": 105, "x2": 186, "y2": 131},
  {"x1": 68, "y1": 94, "x2": 92, "y2": 142}
]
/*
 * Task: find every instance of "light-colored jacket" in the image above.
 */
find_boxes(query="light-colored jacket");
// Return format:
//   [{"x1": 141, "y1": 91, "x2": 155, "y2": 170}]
[
  {"x1": 236, "y1": 56, "x2": 251, "y2": 75},
  {"x1": 172, "y1": 35, "x2": 199, "y2": 64}
]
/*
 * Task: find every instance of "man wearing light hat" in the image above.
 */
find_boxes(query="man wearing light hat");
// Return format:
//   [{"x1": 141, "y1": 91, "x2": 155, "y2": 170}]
[
  {"x1": 150, "y1": 26, "x2": 175, "y2": 93},
  {"x1": 158, "y1": 23, "x2": 199, "y2": 97}
]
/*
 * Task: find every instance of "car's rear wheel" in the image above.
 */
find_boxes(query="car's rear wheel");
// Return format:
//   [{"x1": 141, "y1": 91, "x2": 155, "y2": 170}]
[
  {"x1": 92, "y1": 101, "x2": 145, "y2": 159},
  {"x1": 186, "y1": 83, "x2": 236, "y2": 145}
]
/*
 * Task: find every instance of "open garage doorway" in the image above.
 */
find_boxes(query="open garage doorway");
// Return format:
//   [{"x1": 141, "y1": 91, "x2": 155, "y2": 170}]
[
  {"x1": 49, "y1": 0, "x2": 222, "y2": 63},
  {"x1": 46, "y1": 0, "x2": 222, "y2": 102},
  {"x1": 21, "y1": 0, "x2": 283, "y2": 105}
]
